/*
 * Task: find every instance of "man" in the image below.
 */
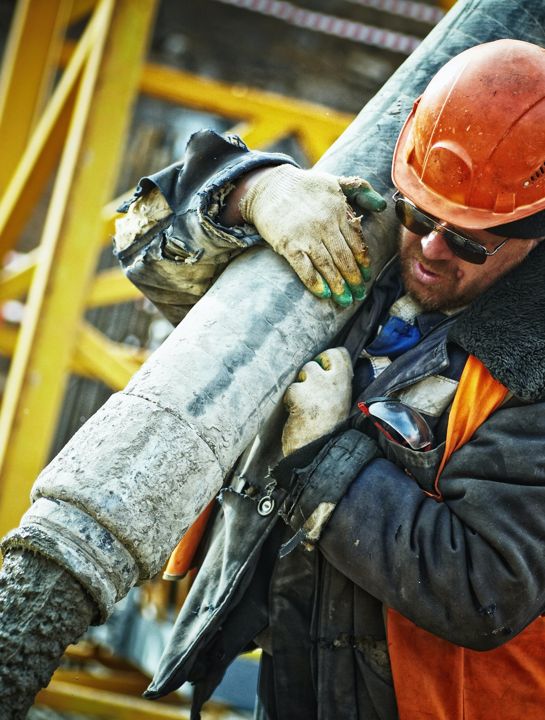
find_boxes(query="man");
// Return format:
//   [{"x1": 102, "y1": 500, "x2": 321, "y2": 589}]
[{"x1": 123, "y1": 38, "x2": 545, "y2": 720}]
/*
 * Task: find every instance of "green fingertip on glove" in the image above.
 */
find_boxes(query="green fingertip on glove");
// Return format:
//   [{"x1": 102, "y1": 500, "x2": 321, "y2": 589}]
[
  {"x1": 316, "y1": 282, "x2": 332, "y2": 299},
  {"x1": 358, "y1": 263, "x2": 372, "y2": 282},
  {"x1": 349, "y1": 282, "x2": 366, "y2": 301},
  {"x1": 346, "y1": 186, "x2": 387, "y2": 213},
  {"x1": 313, "y1": 350, "x2": 336, "y2": 370},
  {"x1": 313, "y1": 354, "x2": 328, "y2": 370},
  {"x1": 332, "y1": 283, "x2": 353, "y2": 308}
]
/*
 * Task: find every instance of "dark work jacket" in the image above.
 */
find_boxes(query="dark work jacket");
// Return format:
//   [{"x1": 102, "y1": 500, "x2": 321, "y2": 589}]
[{"x1": 119, "y1": 132, "x2": 545, "y2": 719}]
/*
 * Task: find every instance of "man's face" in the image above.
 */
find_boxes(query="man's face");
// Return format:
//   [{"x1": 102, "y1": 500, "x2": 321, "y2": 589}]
[{"x1": 399, "y1": 225, "x2": 538, "y2": 312}]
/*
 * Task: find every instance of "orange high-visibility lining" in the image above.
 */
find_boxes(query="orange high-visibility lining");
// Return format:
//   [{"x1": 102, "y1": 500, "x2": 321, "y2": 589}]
[
  {"x1": 432, "y1": 353, "x2": 509, "y2": 498},
  {"x1": 387, "y1": 610, "x2": 545, "y2": 720},
  {"x1": 163, "y1": 499, "x2": 215, "y2": 581},
  {"x1": 387, "y1": 356, "x2": 545, "y2": 719}
]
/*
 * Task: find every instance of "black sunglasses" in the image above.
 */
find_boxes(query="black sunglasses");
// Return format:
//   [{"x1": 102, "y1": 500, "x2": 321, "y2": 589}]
[{"x1": 393, "y1": 191, "x2": 511, "y2": 265}]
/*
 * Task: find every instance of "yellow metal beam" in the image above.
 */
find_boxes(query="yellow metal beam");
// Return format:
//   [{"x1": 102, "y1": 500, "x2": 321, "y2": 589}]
[
  {"x1": 51, "y1": 666, "x2": 200, "y2": 707},
  {"x1": 296, "y1": 119, "x2": 347, "y2": 165},
  {"x1": 229, "y1": 119, "x2": 298, "y2": 153},
  {"x1": 0, "y1": 249, "x2": 39, "y2": 302},
  {"x1": 55, "y1": 46, "x2": 355, "y2": 241},
  {"x1": 69, "y1": 0, "x2": 100, "y2": 24},
  {"x1": 101, "y1": 193, "x2": 125, "y2": 244},
  {"x1": 0, "y1": 323, "x2": 18, "y2": 358},
  {"x1": 61, "y1": 39, "x2": 353, "y2": 131},
  {"x1": 62, "y1": 42, "x2": 354, "y2": 163},
  {"x1": 0, "y1": 10, "x2": 99, "y2": 257},
  {"x1": 50, "y1": 668, "x2": 175, "y2": 699},
  {"x1": 36, "y1": 680, "x2": 188, "y2": 720},
  {"x1": 76, "y1": 322, "x2": 147, "y2": 390},
  {"x1": 139, "y1": 61, "x2": 352, "y2": 133},
  {"x1": 0, "y1": 250, "x2": 140, "y2": 308},
  {"x1": 139, "y1": 60, "x2": 353, "y2": 164},
  {"x1": 0, "y1": 0, "x2": 72, "y2": 194},
  {"x1": 0, "y1": 0, "x2": 158, "y2": 536},
  {"x1": 0, "y1": 320, "x2": 146, "y2": 386},
  {"x1": 0, "y1": 0, "x2": 353, "y2": 536}
]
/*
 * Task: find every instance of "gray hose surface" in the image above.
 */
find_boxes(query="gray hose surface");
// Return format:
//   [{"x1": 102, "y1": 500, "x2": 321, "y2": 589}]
[{"x1": 12, "y1": 0, "x2": 545, "y2": 613}]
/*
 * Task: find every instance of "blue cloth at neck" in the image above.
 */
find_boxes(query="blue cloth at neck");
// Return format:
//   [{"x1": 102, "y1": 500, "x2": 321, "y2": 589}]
[{"x1": 365, "y1": 316, "x2": 422, "y2": 359}]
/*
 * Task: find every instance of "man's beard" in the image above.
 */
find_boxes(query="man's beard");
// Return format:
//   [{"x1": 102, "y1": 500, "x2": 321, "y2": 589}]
[{"x1": 399, "y1": 241, "x2": 477, "y2": 312}]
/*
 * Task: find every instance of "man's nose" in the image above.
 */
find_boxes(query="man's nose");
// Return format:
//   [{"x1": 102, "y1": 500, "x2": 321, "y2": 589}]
[{"x1": 420, "y1": 228, "x2": 456, "y2": 261}]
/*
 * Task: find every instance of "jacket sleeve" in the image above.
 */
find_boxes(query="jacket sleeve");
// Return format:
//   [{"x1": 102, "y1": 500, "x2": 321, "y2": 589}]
[
  {"x1": 318, "y1": 400, "x2": 545, "y2": 650},
  {"x1": 115, "y1": 129, "x2": 298, "y2": 325}
]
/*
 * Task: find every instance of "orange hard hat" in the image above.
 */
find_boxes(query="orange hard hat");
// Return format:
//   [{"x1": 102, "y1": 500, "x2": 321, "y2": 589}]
[{"x1": 392, "y1": 39, "x2": 545, "y2": 232}]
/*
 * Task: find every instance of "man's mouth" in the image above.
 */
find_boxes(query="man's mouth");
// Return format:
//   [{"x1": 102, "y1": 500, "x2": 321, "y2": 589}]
[{"x1": 412, "y1": 259, "x2": 444, "y2": 286}]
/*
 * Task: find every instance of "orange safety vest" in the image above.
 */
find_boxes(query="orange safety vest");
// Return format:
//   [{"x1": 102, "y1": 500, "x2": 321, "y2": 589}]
[{"x1": 388, "y1": 355, "x2": 545, "y2": 719}]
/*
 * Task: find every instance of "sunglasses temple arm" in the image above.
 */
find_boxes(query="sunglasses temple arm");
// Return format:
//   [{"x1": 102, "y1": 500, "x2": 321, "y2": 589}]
[{"x1": 357, "y1": 401, "x2": 399, "y2": 445}]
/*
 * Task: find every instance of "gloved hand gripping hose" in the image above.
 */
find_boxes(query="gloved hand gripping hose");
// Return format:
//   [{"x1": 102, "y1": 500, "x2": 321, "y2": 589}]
[
  {"x1": 282, "y1": 347, "x2": 354, "y2": 456},
  {"x1": 239, "y1": 165, "x2": 386, "y2": 305}
]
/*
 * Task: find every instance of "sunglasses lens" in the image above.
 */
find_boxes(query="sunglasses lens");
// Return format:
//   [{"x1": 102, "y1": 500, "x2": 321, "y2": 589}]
[
  {"x1": 358, "y1": 400, "x2": 434, "y2": 451},
  {"x1": 394, "y1": 198, "x2": 434, "y2": 236},
  {"x1": 394, "y1": 194, "x2": 487, "y2": 265},
  {"x1": 443, "y1": 234, "x2": 486, "y2": 264},
  {"x1": 369, "y1": 400, "x2": 434, "y2": 450}
]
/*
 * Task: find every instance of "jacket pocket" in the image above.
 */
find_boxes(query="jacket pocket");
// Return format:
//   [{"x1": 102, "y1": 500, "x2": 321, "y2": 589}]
[{"x1": 382, "y1": 438, "x2": 446, "y2": 495}]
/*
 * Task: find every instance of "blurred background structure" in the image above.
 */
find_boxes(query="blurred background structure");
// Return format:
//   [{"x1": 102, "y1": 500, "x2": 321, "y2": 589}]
[{"x1": 0, "y1": 0, "x2": 454, "y2": 717}]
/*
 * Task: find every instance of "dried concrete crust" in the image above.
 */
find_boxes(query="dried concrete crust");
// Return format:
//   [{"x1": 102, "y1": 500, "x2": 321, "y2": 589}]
[
  {"x1": 0, "y1": 550, "x2": 95, "y2": 719},
  {"x1": 3, "y1": 498, "x2": 139, "y2": 622}
]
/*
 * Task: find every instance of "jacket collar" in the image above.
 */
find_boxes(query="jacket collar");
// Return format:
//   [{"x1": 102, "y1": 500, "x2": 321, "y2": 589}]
[{"x1": 449, "y1": 240, "x2": 545, "y2": 401}]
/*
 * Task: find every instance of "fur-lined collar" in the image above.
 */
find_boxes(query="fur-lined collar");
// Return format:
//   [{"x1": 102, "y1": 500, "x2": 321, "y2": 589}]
[{"x1": 449, "y1": 241, "x2": 545, "y2": 401}]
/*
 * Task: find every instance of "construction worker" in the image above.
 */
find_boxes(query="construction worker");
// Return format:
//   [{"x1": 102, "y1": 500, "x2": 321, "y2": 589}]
[
  {"x1": 124, "y1": 38, "x2": 545, "y2": 719},
  {"x1": 3, "y1": 34, "x2": 544, "y2": 719}
]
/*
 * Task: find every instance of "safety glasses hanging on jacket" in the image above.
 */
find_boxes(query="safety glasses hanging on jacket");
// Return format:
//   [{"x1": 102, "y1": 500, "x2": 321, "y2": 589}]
[{"x1": 358, "y1": 397, "x2": 435, "y2": 451}]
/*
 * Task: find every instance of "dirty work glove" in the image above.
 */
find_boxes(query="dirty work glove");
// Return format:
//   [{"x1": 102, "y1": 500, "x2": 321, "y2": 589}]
[
  {"x1": 239, "y1": 164, "x2": 386, "y2": 306},
  {"x1": 114, "y1": 187, "x2": 172, "y2": 253},
  {"x1": 278, "y1": 429, "x2": 381, "y2": 553},
  {"x1": 282, "y1": 346, "x2": 353, "y2": 457}
]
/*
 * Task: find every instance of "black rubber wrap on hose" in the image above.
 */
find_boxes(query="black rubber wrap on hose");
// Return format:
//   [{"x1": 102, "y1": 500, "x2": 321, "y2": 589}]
[{"x1": 1, "y1": 1, "x2": 544, "y2": 715}]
